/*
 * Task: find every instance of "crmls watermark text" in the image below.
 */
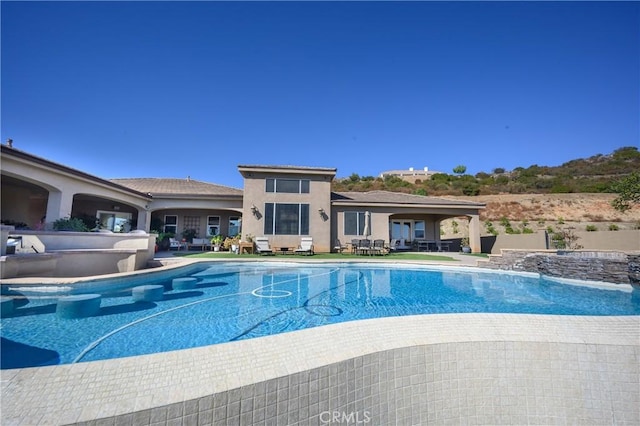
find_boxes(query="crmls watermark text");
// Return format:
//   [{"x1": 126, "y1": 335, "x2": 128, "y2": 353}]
[{"x1": 320, "y1": 410, "x2": 372, "y2": 424}]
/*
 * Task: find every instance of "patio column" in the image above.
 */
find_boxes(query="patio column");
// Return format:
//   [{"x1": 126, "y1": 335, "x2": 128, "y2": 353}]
[
  {"x1": 137, "y1": 209, "x2": 151, "y2": 232},
  {"x1": 468, "y1": 214, "x2": 481, "y2": 253},
  {"x1": 45, "y1": 190, "x2": 74, "y2": 228}
]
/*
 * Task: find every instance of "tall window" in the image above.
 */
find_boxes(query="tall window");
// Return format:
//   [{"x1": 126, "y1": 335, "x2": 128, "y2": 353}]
[
  {"x1": 414, "y1": 220, "x2": 425, "y2": 239},
  {"x1": 164, "y1": 215, "x2": 177, "y2": 234},
  {"x1": 344, "y1": 211, "x2": 366, "y2": 235},
  {"x1": 229, "y1": 216, "x2": 241, "y2": 236},
  {"x1": 264, "y1": 203, "x2": 309, "y2": 235},
  {"x1": 207, "y1": 216, "x2": 220, "y2": 236},
  {"x1": 266, "y1": 178, "x2": 310, "y2": 193}
]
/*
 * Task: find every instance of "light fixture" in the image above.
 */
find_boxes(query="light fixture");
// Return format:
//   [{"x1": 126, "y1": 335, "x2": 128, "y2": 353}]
[
  {"x1": 318, "y1": 207, "x2": 325, "y2": 215},
  {"x1": 250, "y1": 204, "x2": 259, "y2": 217}
]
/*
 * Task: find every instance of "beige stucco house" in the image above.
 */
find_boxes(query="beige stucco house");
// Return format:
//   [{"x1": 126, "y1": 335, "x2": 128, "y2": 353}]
[{"x1": 1, "y1": 143, "x2": 484, "y2": 253}]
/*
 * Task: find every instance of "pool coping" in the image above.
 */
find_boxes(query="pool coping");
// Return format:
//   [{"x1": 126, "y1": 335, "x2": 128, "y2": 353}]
[
  {"x1": 2, "y1": 313, "x2": 639, "y2": 425},
  {"x1": 1, "y1": 258, "x2": 639, "y2": 425}
]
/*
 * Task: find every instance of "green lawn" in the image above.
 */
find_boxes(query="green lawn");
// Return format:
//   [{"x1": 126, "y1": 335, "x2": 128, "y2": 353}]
[{"x1": 168, "y1": 251, "x2": 460, "y2": 261}]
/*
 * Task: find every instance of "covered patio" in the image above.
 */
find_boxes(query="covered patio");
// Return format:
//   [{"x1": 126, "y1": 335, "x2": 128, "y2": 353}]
[{"x1": 331, "y1": 191, "x2": 485, "y2": 253}]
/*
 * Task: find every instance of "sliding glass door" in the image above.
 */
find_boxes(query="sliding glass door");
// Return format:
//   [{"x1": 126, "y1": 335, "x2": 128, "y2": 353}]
[{"x1": 390, "y1": 221, "x2": 412, "y2": 242}]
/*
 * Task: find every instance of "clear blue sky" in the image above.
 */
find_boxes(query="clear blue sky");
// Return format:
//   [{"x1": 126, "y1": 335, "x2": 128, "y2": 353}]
[{"x1": 2, "y1": 1, "x2": 638, "y2": 189}]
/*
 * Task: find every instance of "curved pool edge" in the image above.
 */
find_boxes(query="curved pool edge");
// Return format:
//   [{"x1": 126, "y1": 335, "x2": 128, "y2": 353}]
[{"x1": 1, "y1": 313, "x2": 638, "y2": 425}]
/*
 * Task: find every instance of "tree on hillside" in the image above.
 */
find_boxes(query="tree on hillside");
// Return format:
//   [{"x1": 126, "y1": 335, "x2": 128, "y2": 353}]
[
  {"x1": 453, "y1": 165, "x2": 467, "y2": 175},
  {"x1": 611, "y1": 172, "x2": 640, "y2": 212}
]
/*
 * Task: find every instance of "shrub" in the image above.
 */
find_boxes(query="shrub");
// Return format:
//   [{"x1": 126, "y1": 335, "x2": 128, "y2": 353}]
[
  {"x1": 181, "y1": 228, "x2": 197, "y2": 242},
  {"x1": 495, "y1": 175, "x2": 509, "y2": 185},
  {"x1": 53, "y1": 217, "x2": 89, "y2": 232},
  {"x1": 585, "y1": 225, "x2": 598, "y2": 232},
  {"x1": 608, "y1": 224, "x2": 619, "y2": 231},
  {"x1": 484, "y1": 221, "x2": 499, "y2": 236},
  {"x1": 462, "y1": 184, "x2": 480, "y2": 196},
  {"x1": 550, "y1": 229, "x2": 583, "y2": 250}
]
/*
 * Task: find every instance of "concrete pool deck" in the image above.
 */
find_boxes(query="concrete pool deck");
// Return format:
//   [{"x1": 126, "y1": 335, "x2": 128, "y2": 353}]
[{"x1": 1, "y1": 257, "x2": 638, "y2": 425}]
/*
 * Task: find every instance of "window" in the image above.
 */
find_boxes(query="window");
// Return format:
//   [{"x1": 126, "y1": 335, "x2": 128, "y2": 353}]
[
  {"x1": 97, "y1": 211, "x2": 132, "y2": 233},
  {"x1": 207, "y1": 216, "x2": 220, "y2": 236},
  {"x1": 164, "y1": 215, "x2": 177, "y2": 234},
  {"x1": 184, "y1": 216, "x2": 201, "y2": 237},
  {"x1": 264, "y1": 203, "x2": 309, "y2": 235},
  {"x1": 229, "y1": 216, "x2": 240, "y2": 236},
  {"x1": 344, "y1": 211, "x2": 366, "y2": 235},
  {"x1": 414, "y1": 221, "x2": 425, "y2": 239},
  {"x1": 265, "y1": 178, "x2": 310, "y2": 193}
]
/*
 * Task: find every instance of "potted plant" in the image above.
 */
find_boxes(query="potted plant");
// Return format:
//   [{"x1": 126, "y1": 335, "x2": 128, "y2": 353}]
[
  {"x1": 231, "y1": 235, "x2": 241, "y2": 253},
  {"x1": 182, "y1": 228, "x2": 197, "y2": 243},
  {"x1": 211, "y1": 234, "x2": 224, "y2": 251},
  {"x1": 460, "y1": 237, "x2": 471, "y2": 253},
  {"x1": 223, "y1": 234, "x2": 241, "y2": 253}
]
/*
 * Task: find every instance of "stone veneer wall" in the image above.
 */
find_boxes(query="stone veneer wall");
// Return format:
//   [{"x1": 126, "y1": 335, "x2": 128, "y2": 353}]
[
  {"x1": 478, "y1": 250, "x2": 640, "y2": 285},
  {"x1": 72, "y1": 341, "x2": 639, "y2": 426}
]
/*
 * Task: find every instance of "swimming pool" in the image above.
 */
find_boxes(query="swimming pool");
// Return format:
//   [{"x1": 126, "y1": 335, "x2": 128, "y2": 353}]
[{"x1": 1, "y1": 261, "x2": 638, "y2": 369}]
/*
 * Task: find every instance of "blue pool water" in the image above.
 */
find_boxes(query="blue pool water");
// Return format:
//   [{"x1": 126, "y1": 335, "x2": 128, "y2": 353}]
[{"x1": 1, "y1": 262, "x2": 638, "y2": 369}]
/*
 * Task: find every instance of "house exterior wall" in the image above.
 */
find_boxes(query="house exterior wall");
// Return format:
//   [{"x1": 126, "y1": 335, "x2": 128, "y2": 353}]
[
  {"x1": 240, "y1": 169, "x2": 333, "y2": 252},
  {"x1": 152, "y1": 208, "x2": 243, "y2": 240}
]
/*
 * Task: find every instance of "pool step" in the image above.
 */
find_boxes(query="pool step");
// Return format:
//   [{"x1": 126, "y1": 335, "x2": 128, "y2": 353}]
[
  {"x1": 57, "y1": 294, "x2": 101, "y2": 319},
  {"x1": 172, "y1": 277, "x2": 198, "y2": 290},
  {"x1": 132, "y1": 285, "x2": 164, "y2": 302}
]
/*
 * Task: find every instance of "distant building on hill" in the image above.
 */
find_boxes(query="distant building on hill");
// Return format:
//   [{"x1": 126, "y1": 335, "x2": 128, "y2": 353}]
[{"x1": 380, "y1": 166, "x2": 442, "y2": 182}]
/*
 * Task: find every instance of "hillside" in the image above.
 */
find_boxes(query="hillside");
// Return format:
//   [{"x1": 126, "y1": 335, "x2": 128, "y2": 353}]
[
  {"x1": 437, "y1": 192, "x2": 640, "y2": 239},
  {"x1": 332, "y1": 146, "x2": 640, "y2": 196},
  {"x1": 454, "y1": 193, "x2": 640, "y2": 224},
  {"x1": 333, "y1": 146, "x2": 640, "y2": 236}
]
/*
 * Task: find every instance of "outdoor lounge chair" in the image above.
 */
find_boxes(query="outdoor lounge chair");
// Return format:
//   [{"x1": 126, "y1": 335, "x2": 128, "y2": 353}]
[
  {"x1": 294, "y1": 237, "x2": 314, "y2": 255},
  {"x1": 333, "y1": 239, "x2": 347, "y2": 254},
  {"x1": 254, "y1": 237, "x2": 275, "y2": 255},
  {"x1": 169, "y1": 238, "x2": 186, "y2": 251}
]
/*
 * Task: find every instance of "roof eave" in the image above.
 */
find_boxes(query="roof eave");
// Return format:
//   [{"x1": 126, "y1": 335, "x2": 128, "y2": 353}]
[
  {"x1": 2, "y1": 145, "x2": 152, "y2": 199},
  {"x1": 331, "y1": 200, "x2": 485, "y2": 209}
]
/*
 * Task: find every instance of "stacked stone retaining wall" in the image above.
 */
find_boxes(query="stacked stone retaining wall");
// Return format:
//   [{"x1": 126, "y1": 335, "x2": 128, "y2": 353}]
[{"x1": 478, "y1": 249, "x2": 640, "y2": 285}]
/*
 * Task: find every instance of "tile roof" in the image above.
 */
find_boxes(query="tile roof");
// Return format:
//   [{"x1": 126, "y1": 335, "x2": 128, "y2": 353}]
[
  {"x1": 111, "y1": 178, "x2": 243, "y2": 197},
  {"x1": 332, "y1": 191, "x2": 485, "y2": 207}
]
